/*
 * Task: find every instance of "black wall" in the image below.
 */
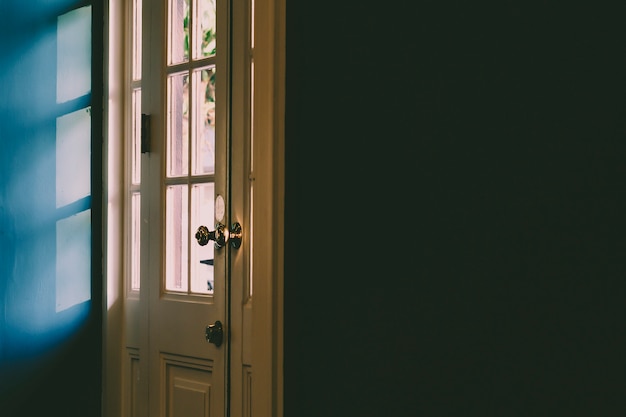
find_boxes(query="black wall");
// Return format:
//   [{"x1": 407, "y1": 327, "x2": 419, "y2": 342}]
[{"x1": 284, "y1": 2, "x2": 626, "y2": 416}]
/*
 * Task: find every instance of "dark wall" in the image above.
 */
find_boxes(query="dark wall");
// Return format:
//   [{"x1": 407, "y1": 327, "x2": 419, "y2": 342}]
[
  {"x1": 284, "y1": 2, "x2": 626, "y2": 416},
  {"x1": 0, "y1": 1, "x2": 102, "y2": 415}
]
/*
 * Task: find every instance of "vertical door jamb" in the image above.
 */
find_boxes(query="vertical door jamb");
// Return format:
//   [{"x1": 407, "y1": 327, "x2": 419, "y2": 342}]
[{"x1": 249, "y1": 0, "x2": 285, "y2": 415}]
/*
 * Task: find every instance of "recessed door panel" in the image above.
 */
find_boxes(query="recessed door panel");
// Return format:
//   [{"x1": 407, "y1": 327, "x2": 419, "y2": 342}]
[{"x1": 164, "y1": 355, "x2": 214, "y2": 417}]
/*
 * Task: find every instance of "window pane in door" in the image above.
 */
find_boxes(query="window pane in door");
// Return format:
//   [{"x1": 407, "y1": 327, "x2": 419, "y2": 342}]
[
  {"x1": 167, "y1": 72, "x2": 190, "y2": 177},
  {"x1": 190, "y1": 183, "x2": 214, "y2": 294},
  {"x1": 130, "y1": 193, "x2": 141, "y2": 291},
  {"x1": 132, "y1": 0, "x2": 142, "y2": 81},
  {"x1": 195, "y1": 0, "x2": 216, "y2": 58},
  {"x1": 131, "y1": 88, "x2": 142, "y2": 184},
  {"x1": 165, "y1": 185, "x2": 189, "y2": 292},
  {"x1": 192, "y1": 67, "x2": 215, "y2": 175},
  {"x1": 168, "y1": 0, "x2": 190, "y2": 65}
]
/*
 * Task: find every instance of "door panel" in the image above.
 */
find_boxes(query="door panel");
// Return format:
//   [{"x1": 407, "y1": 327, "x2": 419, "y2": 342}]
[
  {"x1": 146, "y1": 0, "x2": 226, "y2": 409},
  {"x1": 113, "y1": 0, "x2": 283, "y2": 415},
  {"x1": 163, "y1": 354, "x2": 215, "y2": 417},
  {"x1": 136, "y1": 0, "x2": 234, "y2": 416}
]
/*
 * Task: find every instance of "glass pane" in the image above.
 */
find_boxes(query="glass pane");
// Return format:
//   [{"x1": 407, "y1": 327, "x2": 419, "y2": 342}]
[
  {"x1": 192, "y1": 67, "x2": 216, "y2": 175},
  {"x1": 131, "y1": 89, "x2": 142, "y2": 184},
  {"x1": 195, "y1": 0, "x2": 216, "y2": 58},
  {"x1": 130, "y1": 193, "x2": 141, "y2": 291},
  {"x1": 167, "y1": 72, "x2": 190, "y2": 177},
  {"x1": 190, "y1": 183, "x2": 214, "y2": 294},
  {"x1": 56, "y1": 108, "x2": 91, "y2": 208},
  {"x1": 250, "y1": 0, "x2": 255, "y2": 48},
  {"x1": 132, "y1": 0, "x2": 143, "y2": 80},
  {"x1": 169, "y1": 0, "x2": 190, "y2": 65},
  {"x1": 165, "y1": 185, "x2": 189, "y2": 292},
  {"x1": 57, "y1": 6, "x2": 91, "y2": 103}
]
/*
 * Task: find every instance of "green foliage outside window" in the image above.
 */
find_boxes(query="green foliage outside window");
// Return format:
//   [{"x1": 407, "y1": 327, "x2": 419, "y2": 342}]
[{"x1": 182, "y1": 0, "x2": 216, "y2": 125}]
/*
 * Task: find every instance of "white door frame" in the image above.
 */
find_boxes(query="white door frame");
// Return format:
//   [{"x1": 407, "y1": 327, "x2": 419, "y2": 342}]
[{"x1": 102, "y1": 0, "x2": 285, "y2": 415}]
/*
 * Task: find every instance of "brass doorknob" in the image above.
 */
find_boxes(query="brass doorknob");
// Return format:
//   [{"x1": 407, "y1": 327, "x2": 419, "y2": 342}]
[
  {"x1": 195, "y1": 222, "x2": 227, "y2": 248},
  {"x1": 195, "y1": 222, "x2": 242, "y2": 249}
]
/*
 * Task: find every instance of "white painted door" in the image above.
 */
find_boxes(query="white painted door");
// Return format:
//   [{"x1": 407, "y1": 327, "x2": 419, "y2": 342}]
[{"x1": 125, "y1": 0, "x2": 250, "y2": 416}]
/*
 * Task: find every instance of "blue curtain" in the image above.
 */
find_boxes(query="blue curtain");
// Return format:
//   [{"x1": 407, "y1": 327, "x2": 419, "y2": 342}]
[{"x1": 0, "y1": 1, "x2": 101, "y2": 414}]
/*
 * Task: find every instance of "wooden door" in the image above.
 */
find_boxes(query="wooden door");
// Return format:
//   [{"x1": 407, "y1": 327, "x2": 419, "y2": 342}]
[
  {"x1": 124, "y1": 0, "x2": 249, "y2": 416},
  {"x1": 111, "y1": 0, "x2": 283, "y2": 415}
]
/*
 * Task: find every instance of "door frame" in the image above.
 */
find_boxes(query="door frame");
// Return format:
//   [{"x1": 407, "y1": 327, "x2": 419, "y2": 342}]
[
  {"x1": 102, "y1": 0, "x2": 285, "y2": 415},
  {"x1": 248, "y1": 0, "x2": 285, "y2": 414}
]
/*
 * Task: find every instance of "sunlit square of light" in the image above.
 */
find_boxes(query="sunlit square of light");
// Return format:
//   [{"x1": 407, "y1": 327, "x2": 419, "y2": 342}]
[
  {"x1": 57, "y1": 6, "x2": 92, "y2": 104},
  {"x1": 56, "y1": 210, "x2": 91, "y2": 312},
  {"x1": 56, "y1": 108, "x2": 91, "y2": 208}
]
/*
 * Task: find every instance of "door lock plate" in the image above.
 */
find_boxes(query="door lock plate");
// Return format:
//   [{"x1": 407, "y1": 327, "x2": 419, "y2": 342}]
[{"x1": 205, "y1": 320, "x2": 223, "y2": 347}]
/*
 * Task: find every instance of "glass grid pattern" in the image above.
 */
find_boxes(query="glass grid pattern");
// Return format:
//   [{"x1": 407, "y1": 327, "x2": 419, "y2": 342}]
[{"x1": 164, "y1": 0, "x2": 217, "y2": 295}]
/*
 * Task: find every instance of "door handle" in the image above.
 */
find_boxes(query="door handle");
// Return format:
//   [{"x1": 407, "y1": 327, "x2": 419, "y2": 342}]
[
  {"x1": 195, "y1": 222, "x2": 242, "y2": 249},
  {"x1": 205, "y1": 320, "x2": 223, "y2": 347}
]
